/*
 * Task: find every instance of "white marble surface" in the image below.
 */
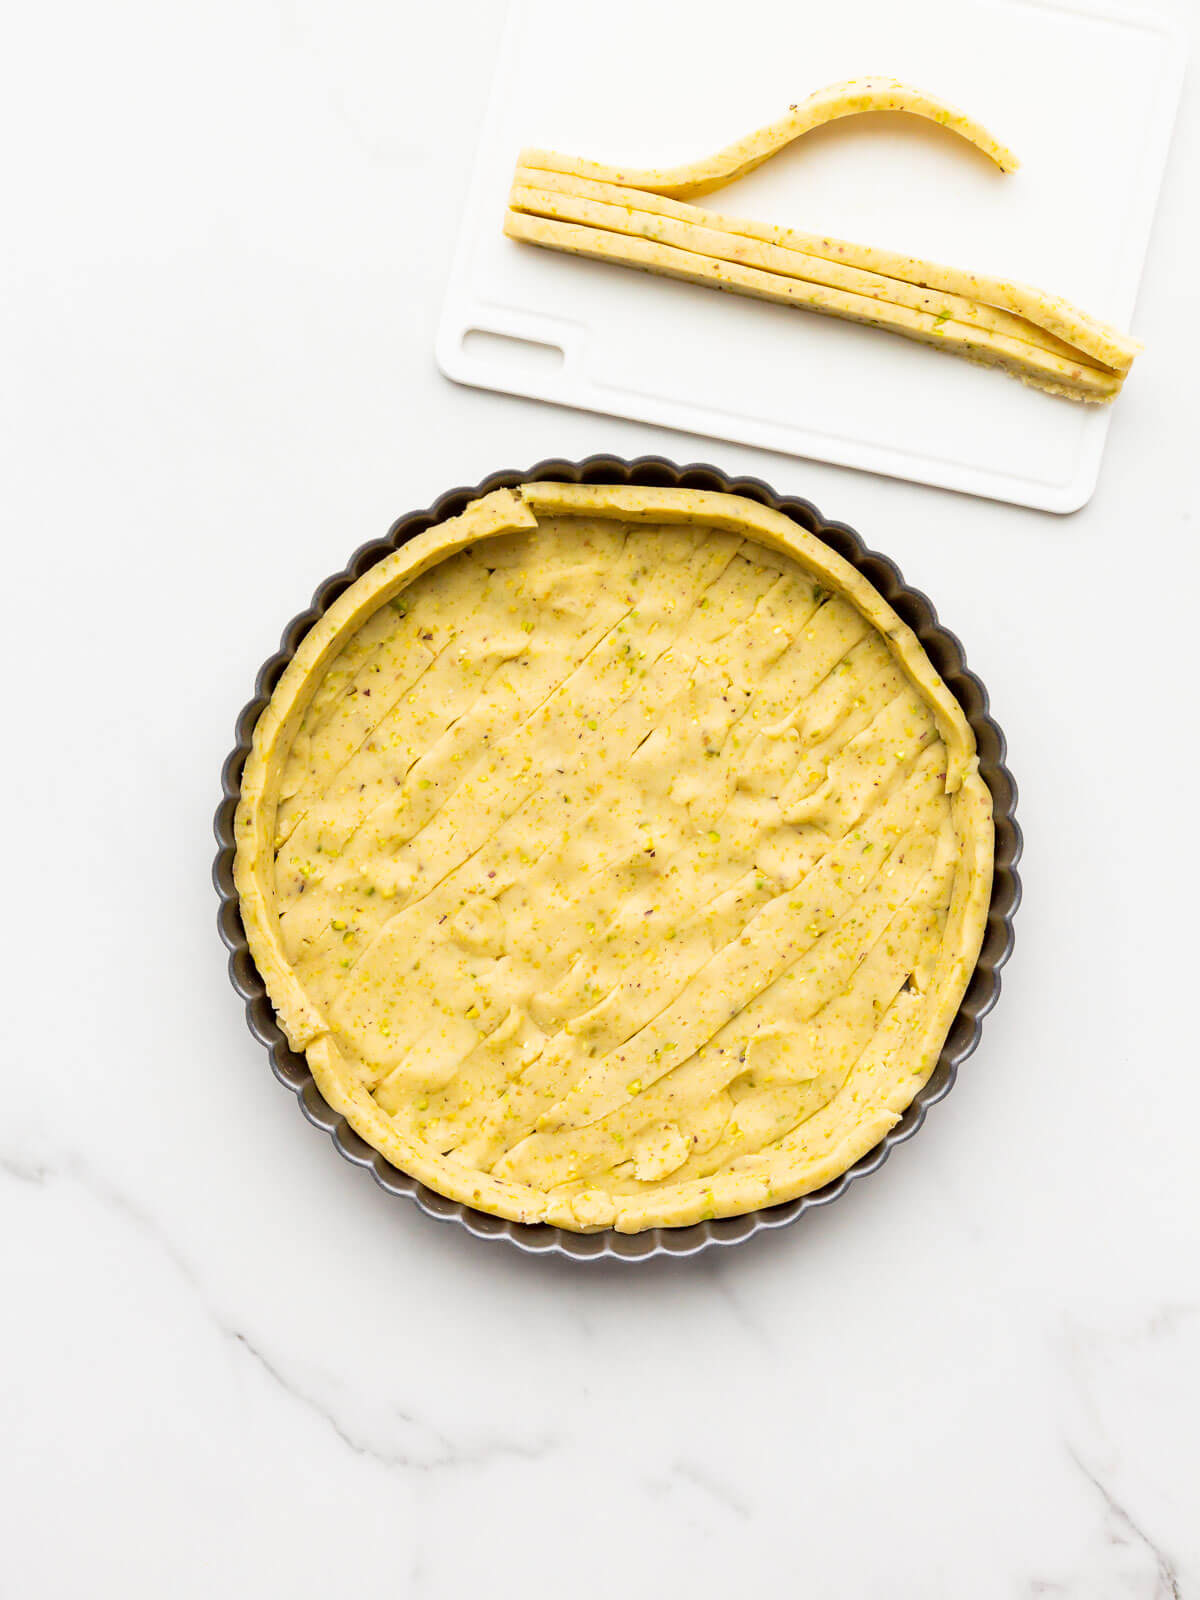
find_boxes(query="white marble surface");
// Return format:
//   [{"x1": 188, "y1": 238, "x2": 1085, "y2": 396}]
[{"x1": 2, "y1": 2, "x2": 1197, "y2": 1595}]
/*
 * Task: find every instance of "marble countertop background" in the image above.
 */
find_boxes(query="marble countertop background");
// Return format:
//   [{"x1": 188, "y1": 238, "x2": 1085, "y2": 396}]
[{"x1": 2, "y1": 1, "x2": 1196, "y2": 1595}]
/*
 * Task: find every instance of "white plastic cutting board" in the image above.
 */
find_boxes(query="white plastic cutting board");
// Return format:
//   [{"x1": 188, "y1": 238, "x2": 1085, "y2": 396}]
[{"x1": 437, "y1": 0, "x2": 1185, "y2": 512}]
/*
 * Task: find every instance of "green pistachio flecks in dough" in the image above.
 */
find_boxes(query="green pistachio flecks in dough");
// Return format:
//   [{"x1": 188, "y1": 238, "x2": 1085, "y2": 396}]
[{"x1": 235, "y1": 485, "x2": 993, "y2": 1232}]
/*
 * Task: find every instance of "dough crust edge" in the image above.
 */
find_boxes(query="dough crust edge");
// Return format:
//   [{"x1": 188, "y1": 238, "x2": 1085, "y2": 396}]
[{"x1": 234, "y1": 483, "x2": 995, "y2": 1233}]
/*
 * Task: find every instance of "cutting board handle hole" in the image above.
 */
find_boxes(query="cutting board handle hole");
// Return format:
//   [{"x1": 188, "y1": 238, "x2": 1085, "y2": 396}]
[{"x1": 462, "y1": 328, "x2": 565, "y2": 374}]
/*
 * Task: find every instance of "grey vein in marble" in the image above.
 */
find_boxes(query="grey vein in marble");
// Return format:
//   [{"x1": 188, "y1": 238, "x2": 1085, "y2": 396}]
[
  {"x1": 232, "y1": 1327, "x2": 559, "y2": 1476},
  {"x1": 1067, "y1": 1447, "x2": 1181, "y2": 1600},
  {"x1": 701, "y1": 1255, "x2": 774, "y2": 1352},
  {"x1": 0, "y1": 1151, "x2": 51, "y2": 1186},
  {"x1": 644, "y1": 1458, "x2": 751, "y2": 1522},
  {"x1": 3, "y1": 1144, "x2": 559, "y2": 1483}
]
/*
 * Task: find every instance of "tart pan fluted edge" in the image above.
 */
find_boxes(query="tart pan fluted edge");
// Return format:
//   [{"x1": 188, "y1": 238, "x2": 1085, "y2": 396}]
[{"x1": 214, "y1": 454, "x2": 1020, "y2": 1262}]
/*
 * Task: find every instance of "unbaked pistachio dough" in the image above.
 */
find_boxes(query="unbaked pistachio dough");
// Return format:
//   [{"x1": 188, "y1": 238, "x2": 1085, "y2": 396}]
[
  {"x1": 507, "y1": 77, "x2": 1141, "y2": 397},
  {"x1": 235, "y1": 484, "x2": 994, "y2": 1232}
]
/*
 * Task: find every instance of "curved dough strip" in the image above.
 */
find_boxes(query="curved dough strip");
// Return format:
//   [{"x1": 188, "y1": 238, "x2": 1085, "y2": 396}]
[
  {"x1": 516, "y1": 483, "x2": 978, "y2": 788},
  {"x1": 519, "y1": 76, "x2": 1019, "y2": 201},
  {"x1": 233, "y1": 488, "x2": 538, "y2": 1051}
]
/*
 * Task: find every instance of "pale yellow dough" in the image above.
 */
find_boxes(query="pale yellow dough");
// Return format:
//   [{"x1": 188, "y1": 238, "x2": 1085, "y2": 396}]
[
  {"x1": 236, "y1": 485, "x2": 994, "y2": 1232},
  {"x1": 508, "y1": 76, "x2": 1142, "y2": 393},
  {"x1": 518, "y1": 76, "x2": 1021, "y2": 198}
]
